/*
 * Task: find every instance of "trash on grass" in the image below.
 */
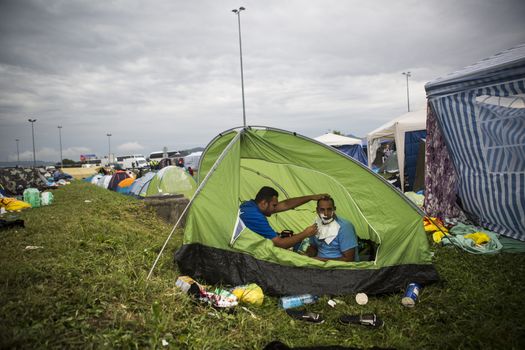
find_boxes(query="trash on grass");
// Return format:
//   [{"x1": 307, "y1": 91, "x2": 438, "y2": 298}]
[
  {"x1": 402, "y1": 282, "x2": 421, "y2": 307},
  {"x1": 231, "y1": 283, "x2": 264, "y2": 306},
  {"x1": 25, "y1": 245, "x2": 44, "y2": 250},
  {"x1": 355, "y1": 293, "x2": 368, "y2": 305},
  {"x1": 241, "y1": 306, "x2": 258, "y2": 319}
]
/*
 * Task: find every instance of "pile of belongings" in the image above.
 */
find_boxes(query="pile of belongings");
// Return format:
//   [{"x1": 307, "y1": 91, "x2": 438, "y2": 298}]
[
  {"x1": 423, "y1": 217, "x2": 502, "y2": 254},
  {"x1": 175, "y1": 276, "x2": 264, "y2": 309},
  {"x1": 0, "y1": 167, "x2": 51, "y2": 196}
]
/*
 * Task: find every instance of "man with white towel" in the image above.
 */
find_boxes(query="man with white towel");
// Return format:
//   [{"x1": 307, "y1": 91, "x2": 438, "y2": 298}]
[{"x1": 306, "y1": 197, "x2": 359, "y2": 262}]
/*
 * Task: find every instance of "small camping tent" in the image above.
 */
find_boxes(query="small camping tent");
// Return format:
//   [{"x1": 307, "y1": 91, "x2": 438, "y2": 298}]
[
  {"x1": 367, "y1": 109, "x2": 427, "y2": 192},
  {"x1": 97, "y1": 175, "x2": 112, "y2": 189},
  {"x1": 425, "y1": 44, "x2": 525, "y2": 241},
  {"x1": 129, "y1": 172, "x2": 156, "y2": 197},
  {"x1": 108, "y1": 171, "x2": 130, "y2": 191},
  {"x1": 145, "y1": 166, "x2": 196, "y2": 198},
  {"x1": 314, "y1": 133, "x2": 368, "y2": 165},
  {"x1": 175, "y1": 126, "x2": 438, "y2": 296}
]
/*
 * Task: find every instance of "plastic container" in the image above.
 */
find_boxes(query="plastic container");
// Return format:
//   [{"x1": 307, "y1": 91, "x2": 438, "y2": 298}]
[
  {"x1": 23, "y1": 188, "x2": 41, "y2": 208},
  {"x1": 279, "y1": 294, "x2": 318, "y2": 309},
  {"x1": 41, "y1": 192, "x2": 54, "y2": 206}
]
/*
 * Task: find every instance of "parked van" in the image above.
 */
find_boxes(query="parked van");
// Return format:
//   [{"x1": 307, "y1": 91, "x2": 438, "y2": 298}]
[{"x1": 117, "y1": 155, "x2": 148, "y2": 169}]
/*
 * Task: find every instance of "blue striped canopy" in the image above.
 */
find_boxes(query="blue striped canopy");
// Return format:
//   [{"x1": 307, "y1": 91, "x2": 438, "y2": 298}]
[{"x1": 425, "y1": 44, "x2": 525, "y2": 241}]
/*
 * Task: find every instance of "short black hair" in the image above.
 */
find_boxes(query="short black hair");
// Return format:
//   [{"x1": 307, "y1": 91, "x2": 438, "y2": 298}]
[
  {"x1": 317, "y1": 197, "x2": 335, "y2": 209},
  {"x1": 255, "y1": 186, "x2": 278, "y2": 203}
]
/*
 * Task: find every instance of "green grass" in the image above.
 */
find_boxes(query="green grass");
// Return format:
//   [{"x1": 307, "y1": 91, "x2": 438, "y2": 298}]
[{"x1": 1, "y1": 181, "x2": 524, "y2": 349}]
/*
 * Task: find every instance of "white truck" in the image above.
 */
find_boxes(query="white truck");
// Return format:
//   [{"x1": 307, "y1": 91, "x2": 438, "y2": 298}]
[{"x1": 118, "y1": 155, "x2": 149, "y2": 169}]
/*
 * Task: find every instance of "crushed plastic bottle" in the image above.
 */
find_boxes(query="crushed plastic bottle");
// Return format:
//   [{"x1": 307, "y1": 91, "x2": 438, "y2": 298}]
[{"x1": 279, "y1": 294, "x2": 319, "y2": 309}]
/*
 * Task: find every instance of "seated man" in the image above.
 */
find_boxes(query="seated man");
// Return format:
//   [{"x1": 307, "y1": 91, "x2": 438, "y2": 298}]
[
  {"x1": 306, "y1": 197, "x2": 359, "y2": 262},
  {"x1": 239, "y1": 186, "x2": 328, "y2": 249}
]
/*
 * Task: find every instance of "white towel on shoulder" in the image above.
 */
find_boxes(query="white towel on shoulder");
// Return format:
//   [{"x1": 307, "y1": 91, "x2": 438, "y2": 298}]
[{"x1": 314, "y1": 217, "x2": 340, "y2": 245}]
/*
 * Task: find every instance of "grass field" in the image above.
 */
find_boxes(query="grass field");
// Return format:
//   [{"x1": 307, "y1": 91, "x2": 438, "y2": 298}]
[{"x1": 1, "y1": 181, "x2": 524, "y2": 349}]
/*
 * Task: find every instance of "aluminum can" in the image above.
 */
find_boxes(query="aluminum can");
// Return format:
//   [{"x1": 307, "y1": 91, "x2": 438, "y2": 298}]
[{"x1": 401, "y1": 282, "x2": 421, "y2": 307}]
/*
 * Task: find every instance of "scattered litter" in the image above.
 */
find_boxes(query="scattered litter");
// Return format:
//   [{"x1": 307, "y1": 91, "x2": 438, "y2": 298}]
[
  {"x1": 339, "y1": 313, "x2": 384, "y2": 328},
  {"x1": 279, "y1": 294, "x2": 318, "y2": 309},
  {"x1": 25, "y1": 245, "x2": 43, "y2": 250},
  {"x1": 84, "y1": 200, "x2": 92, "y2": 203},
  {"x1": 327, "y1": 299, "x2": 337, "y2": 308},
  {"x1": 231, "y1": 283, "x2": 264, "y2": 306},
  {"x1": 402, "y1": 282, "x2": 421, "y2": 307},
  {"x1": 355, "y1": 293, "x2": 368, "y2": 305},
  {"x1": 177, "y1": 275, "x2": 238, "y2": 309},
  {"x1": 176, "y1": 276, "x2": 203, "y2": 294},
  {"x1": 286, "y1": 309, "x2": 324, "y2": 324},
  {"x1": 241, "y1": 306, "x2": 258, "y2": 319},
  {"x1": 161, "y1": 339, "x2": 169, "y2": 347}
]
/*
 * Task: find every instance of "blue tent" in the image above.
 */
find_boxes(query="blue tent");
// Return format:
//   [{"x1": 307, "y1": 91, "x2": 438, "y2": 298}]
[
  {"x1": 335, "y1": 144, "x2": 368, "y2": 165},
  {"x1": 425, "y1": 44, "x2": 525, "y2": 241},
  {"x1": 128, "y1": 172, "x2": 155, "y2": 197}
]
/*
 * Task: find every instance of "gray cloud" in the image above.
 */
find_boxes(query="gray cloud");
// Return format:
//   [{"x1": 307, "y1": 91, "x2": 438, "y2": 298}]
[{"x1": 1, "y1": 0, "x2": 524, "y2": 162}]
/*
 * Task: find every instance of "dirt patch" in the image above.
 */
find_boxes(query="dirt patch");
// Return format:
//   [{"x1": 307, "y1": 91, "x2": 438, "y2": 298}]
[{"x1": 64, "y1": 167, "x2": 100, "y2": 180}]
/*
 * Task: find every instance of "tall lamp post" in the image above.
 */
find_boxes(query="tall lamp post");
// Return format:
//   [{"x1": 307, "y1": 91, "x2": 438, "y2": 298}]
[
  {"x1": 232, "y1": 6, "x2": 247, "y2": 127},
  {"x1": 28, "y1": 118, "x2": 37, "y2": 168},
  {"x1": 402, "y1": 71, "x2": 411, "y2": 112},
  {"x1": 107, "y1": 133, "x2": 112, "y2": 165},
  {"x1": 15, "y1": 138, "x2": 20, "y2": 165},
  {"x1": 58, "y1": 126, "x2": 63, "y2": 169}
]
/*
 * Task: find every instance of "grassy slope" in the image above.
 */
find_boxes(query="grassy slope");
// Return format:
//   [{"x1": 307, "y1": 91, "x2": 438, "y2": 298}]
[{"x1": 1, "y1": 181, "x2": 524, "y2": 349}]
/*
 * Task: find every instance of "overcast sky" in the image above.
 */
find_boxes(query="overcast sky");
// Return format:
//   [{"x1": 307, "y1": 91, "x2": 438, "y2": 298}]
[{"x1": 1, "y1": 0, "x2": 524, "y2": 162}]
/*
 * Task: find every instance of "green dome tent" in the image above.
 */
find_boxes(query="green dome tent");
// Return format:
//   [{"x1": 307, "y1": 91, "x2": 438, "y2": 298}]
[
  {"x1": 175, "y1": 127, "x2": 438, "y2": 295},
  {"x1": 145, "y1": 166, "x2": 196, "y2": 198}
]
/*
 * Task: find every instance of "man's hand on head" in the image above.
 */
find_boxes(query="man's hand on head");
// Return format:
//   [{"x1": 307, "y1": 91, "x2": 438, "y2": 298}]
[{"x1": 312, "y1": 194, "x2": 330, "y2": 201}]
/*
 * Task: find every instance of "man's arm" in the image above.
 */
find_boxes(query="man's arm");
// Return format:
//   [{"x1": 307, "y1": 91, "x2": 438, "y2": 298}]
[
  {"x1": 275, "y1": 194, "x2": 329, "y2": 213},
  {"x1": 313, "y1": 248, "x2": 356, "y2": 262},
  {"x1": 271, "y1": 224, "x2": 318, "y2": 249},
  {"x1": 305, "y1": 244, "x2": 318, "y2": 257}
]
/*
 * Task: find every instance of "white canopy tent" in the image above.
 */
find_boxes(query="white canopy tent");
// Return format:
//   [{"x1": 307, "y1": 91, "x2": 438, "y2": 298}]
[
  {"x1": 314, "y1": 133, "x2": 362, "y2": 146},
  {"x1": 183, "y1": 151, "x2": 202, "y2": 169},
  {"x1": 367, "y1": 109, "x2": 427, "y2": 192}
]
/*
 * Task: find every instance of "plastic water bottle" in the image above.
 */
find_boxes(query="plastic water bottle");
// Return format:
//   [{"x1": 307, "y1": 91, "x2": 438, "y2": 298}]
[{"x1": 279, "y1": 294, "x2": 319, "y2": 309}]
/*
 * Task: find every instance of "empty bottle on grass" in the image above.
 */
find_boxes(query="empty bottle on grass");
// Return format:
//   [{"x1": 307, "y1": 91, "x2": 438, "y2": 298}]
[{"x1": 279, "y1": 294, "x2": 319, "y2": 309}]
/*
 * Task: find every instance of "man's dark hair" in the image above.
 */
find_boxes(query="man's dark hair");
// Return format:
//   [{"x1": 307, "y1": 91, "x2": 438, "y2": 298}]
[
  {"x1": 255, "y1": 186, "x2": 279, "y2": 203},
  {"x1": 317, "y1": 197, "x2": 336, "y2": 209}
]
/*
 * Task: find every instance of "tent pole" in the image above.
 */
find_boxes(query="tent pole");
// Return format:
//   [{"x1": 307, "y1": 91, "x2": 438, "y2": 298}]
[{"x1": 147, "y1": 131, "x2": 243, "y2": 280}]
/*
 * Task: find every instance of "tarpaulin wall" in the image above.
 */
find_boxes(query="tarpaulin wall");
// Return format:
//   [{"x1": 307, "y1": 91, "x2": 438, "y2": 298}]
[{"x1": 425, "y1": 44, "x2": 525, "y2": 241}]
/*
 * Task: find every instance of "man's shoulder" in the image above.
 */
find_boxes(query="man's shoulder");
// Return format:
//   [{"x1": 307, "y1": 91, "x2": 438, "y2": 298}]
[
  {"x1": 240, "y1": 200, "x2": 256, "y2": 210},
  {"x1": 336, "y1": 216, "x2": 353, "y2": 227}
]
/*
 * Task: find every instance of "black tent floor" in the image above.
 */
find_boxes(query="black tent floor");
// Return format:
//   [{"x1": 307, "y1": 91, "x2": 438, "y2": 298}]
[{"x1": 175, "y1": 243, "x2": 439, "y2": 296}]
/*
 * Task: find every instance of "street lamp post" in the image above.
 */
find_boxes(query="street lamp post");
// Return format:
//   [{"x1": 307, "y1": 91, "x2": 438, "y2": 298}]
[
  {"x1": 28, "y1": 118, "x2": 37, "y2": 167},
  {"x1": 58, "y1": 126, "x2": 63, "y2": 169},
  {"x1": 232, "y1": 6, "x2": 247, "y2": 127},
  {"x1": 15, "y1": 138, "x2": 20, "y2": 165},
  {"x1": 402, "y1": 71, "x2": 411, "y2": 112},
  {"x1": 107, "y1": 133, "x2": 112, "y2": 165}
]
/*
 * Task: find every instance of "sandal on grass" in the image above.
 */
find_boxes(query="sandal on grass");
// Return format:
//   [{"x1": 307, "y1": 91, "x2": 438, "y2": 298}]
[
  {"x1": 339, "y1": 313, "x2": 384, "y2": 328},
  {"x1": 285, "y1": 309, "x2": 325, "y2": 324}
]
